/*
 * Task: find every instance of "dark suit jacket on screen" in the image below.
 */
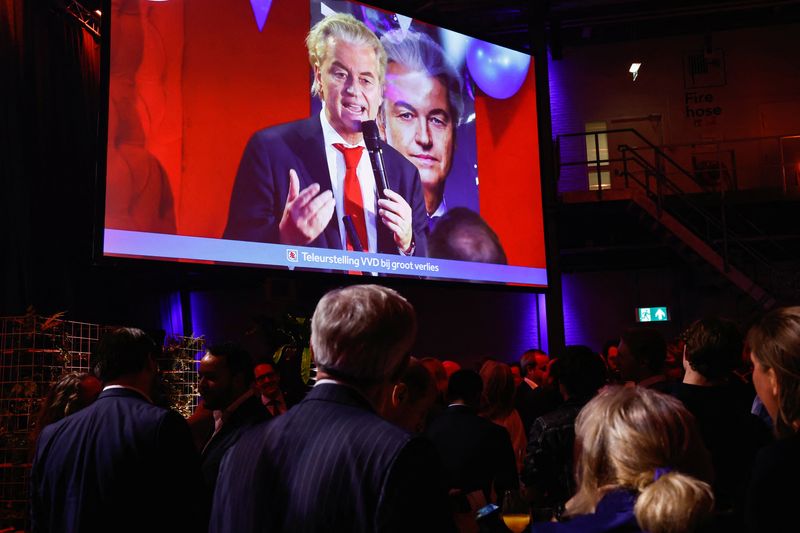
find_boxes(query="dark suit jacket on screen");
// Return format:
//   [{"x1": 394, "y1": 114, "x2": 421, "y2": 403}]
[
  {"x1": 30, "y1": 387, "x2": 205, "y2": 533},
  {"x1": 210, "y1": 382, "x2": 455, "y2": 533},
  {"x1": 223, "y1": 116, "x2": 428, "y2": 256}
]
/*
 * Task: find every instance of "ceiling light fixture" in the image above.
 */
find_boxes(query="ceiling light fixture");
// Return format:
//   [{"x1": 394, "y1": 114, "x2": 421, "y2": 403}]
[{"x1": 629, "y1": 62, "x2": 642, "y2": 81}]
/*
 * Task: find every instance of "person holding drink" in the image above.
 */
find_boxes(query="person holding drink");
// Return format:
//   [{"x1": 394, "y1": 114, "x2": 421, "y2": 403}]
[{"x1": 502, "y1": 489, "x2": 531, "y2": 533}]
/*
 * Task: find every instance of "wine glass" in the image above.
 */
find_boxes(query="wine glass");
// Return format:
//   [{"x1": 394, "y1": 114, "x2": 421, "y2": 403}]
[{"x1": 501, "y1": 489, "x2": 531, "y2": 533}]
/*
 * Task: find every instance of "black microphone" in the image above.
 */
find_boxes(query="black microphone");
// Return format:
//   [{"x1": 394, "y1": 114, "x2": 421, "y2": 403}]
[
  {"x1": 342, "y1": 215, "x2": 364, "y2": 252},
  {"x1": 361, "y1": 120, "x2": 391, "y2": 199}
]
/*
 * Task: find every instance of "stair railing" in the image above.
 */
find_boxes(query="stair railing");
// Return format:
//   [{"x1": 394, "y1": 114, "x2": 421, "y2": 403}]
[{"x1": 555, "y1": 129, "x2": 791, "y2": 301}]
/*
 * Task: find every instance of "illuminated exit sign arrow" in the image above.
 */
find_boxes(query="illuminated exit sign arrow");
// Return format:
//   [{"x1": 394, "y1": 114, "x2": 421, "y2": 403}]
[{"x1": 637, "y1": 306, "x2": 669, "y2": 322}]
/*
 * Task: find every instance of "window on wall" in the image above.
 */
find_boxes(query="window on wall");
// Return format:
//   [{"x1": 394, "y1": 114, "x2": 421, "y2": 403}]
[{"x1": 585, "y1": 121, "x2": 610, "y2": 190}]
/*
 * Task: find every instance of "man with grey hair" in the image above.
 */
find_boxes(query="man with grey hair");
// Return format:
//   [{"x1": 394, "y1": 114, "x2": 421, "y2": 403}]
[
  {"x1": 379, "y1": 29, "x2": 463, "y2": 226},
  {"x1": 210, "y1": 285, "x2": 455, "y2": 532},
  {"x1": 224, "y1": 13, "x2": 428, "y2": 258}
]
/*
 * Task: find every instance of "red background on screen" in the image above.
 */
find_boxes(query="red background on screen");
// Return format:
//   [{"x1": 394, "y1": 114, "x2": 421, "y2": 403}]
[{"x1": 476, "y1": 66, "x2": 545, "y2": 268}]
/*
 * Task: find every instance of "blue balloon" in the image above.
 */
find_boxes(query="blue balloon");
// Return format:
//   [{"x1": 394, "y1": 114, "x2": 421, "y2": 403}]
[
  {"x1": 466, "y1": 39, "x2": 531, "y2": 99},
  {"x1": 360, "y1": 6, "x2": 398, "y2": 35}
]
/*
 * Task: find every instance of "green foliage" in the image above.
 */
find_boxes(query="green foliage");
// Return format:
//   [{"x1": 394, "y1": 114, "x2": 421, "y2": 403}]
[{"x1": 253, "y1": 313, "x2": 313, "y2": 385}]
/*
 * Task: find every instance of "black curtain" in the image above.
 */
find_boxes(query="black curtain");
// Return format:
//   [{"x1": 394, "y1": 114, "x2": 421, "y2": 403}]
[
  {"x1": 1, "y1": 0, "x2": 101, "y2": 316},
  {"x1": 0, "y1": 0, "x2": 270, "y2": 329}
]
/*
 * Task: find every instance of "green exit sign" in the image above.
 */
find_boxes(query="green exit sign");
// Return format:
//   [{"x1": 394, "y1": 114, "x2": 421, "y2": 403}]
[{"x1": 637, "y1": 307, "x2": 669, "y2": 322}]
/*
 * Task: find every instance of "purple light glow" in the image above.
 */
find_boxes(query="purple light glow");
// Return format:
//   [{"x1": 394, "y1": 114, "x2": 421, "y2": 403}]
[
  {"x1": 537, "y1": 293, "x2": 549, "y2": 354},
  {"x1": 547, "y1": 55, "x2": 585, "y2": 194},
  {"x1": 189, "y1": 292, "x2": 208, "y2": 345},
  {"x1": 249, "y1": 0, "x2": 272, "y2": 32},
  {"x1": 509, "y1": 292, "x2": 542, "y2": 358},
  {"x1": 561, "y1": 274, "x2": 592, "y2": 348},
  {"x1": 159, "y1": 292, "x2": 184, "y2": 339}
]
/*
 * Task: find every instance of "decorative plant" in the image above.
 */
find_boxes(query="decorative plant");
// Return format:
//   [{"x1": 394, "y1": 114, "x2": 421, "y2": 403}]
[
  {"x1": 248, "y1": 313, "x2": 314, "y2": 397},
  {"x1": 156, "y1": 335, "x2": 205, "y2": 417}
]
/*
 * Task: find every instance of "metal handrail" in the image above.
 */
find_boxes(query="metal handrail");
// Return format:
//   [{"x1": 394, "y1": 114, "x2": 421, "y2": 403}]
[
  {"x1": 620, "y1": 146, "x2": 778, "y2": 281},
  {"x1": 558, "y1": 128, "x2": 786, "y2": 249},
  {"x1": 556, "y1": 128, "x2": 800, "y2": 303},
  {"x1": 617, "y1": 141, "x2": 785, "y2": 254},
  {"x1": 560, "y1": 128, "x2": 735, "y2": 190}
]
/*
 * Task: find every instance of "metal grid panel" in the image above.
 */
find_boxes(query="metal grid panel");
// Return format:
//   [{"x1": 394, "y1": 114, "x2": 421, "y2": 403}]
[
  {"x1": 158, "y1": 336, "x2": 204, "y2": 419},
  {"x1": 0, "y1": 317, "x2": 205, "y2": 529},
  {"x1": 0, "y1": 315, "x2": 109, "y2": 528}
]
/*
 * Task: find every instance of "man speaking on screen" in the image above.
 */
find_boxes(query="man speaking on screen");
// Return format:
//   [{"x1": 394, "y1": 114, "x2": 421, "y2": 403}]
[
  {"x1": 224, "y1": 13, "x2": 427, "y2": 257},
  {"x1": 378, "y1": 29, "x2": 463, "y2": 231}
]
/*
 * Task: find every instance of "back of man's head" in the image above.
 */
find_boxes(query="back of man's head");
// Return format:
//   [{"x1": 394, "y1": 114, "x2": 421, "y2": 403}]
[
  {"x1": 447, "y1": 369, "x2": 483, "y2": 407},
  {"x1": 311, "y1": 285, "x2": 416, "y2": 386},
  {"x1": 520, "y1": 348, "x2": 549, "y2": 384},
  {"x1": 551, "y1": 345, "x2": 607, "y2": 400},
  {"x1": 428, "y1": 208, "x2": 507, "y2": 264},
  {"x1": 620, "y1": 328, "x2": 667, "y2": 374},
  {"x1": 683, "y1": 317, "x2": 742, "y2": 381},
  {"x1": 207, "y1": 342, "x2": 255, "y2": 386},
  {"x1": 401, "y1": 360, "x2": 435, "y2": 404},
  {"x1": 385, "y1": 359, "x2": 437, "y2": 433},
  {"x1": 520, "y1": 349, "x2": 546, "y2": 370},
  {"x1": 95, "y1": 327, "x2": 158, "y2": 382}
]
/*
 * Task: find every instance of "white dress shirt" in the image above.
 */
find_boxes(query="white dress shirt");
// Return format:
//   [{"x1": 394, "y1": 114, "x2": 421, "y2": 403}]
[
  {"x1": 429, "y1": 197, "x2": 448, "y2": 219},
  {"x1": 319, "y1": 108, "x2": 378, "y2": 253}
]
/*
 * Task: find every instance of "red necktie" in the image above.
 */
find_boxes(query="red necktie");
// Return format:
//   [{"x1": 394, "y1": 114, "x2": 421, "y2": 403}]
[{"x1": 333, "y1": 143, "x2": 367, "y2": 251}]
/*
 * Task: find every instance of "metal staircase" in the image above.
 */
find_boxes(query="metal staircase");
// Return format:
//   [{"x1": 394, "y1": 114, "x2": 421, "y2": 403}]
[{"x1": 556, "y1": 128, "x2": 798, "y2": 309}]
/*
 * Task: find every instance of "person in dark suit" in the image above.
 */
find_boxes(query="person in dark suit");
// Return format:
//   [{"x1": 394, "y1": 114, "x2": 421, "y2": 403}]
[
  {"x1": 617, "y1": 328, "x2": 671, "y2": 392},
  {"x1": 523, "y1": 346, "x2": 608, "y2": 518},
  {"x1": 670, "y1": 317, "x2": 770, "y2": 524},
  {"x1": 196, "y1": 342, "x2": 270, "y2": 494},
  {"x1": 383, "y1": 358, "x2": 438, "y2": 434},
  {"x1": 515, "y1": 349, "x2": 561, "y2": 435},
  {"x1": 253, "y1": 359, "x2": 300, "y2": 416},
  {"x1": 426, "y1": 369, "x2": 519, "y2": 508},
  {"x1": 210, "y1": 285, "x2": 455, "y2": 533},
  {"x1": 223, "y1": 13, "x2": 427, "y2": 257},
  {"x1": 30, "y1": 328, "x2": 205, "y2": 533}
]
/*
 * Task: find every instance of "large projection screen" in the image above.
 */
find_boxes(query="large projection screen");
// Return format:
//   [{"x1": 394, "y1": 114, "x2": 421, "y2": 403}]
[{"x1": 101, "y1": 0, "x2": 547, "y2": 287}]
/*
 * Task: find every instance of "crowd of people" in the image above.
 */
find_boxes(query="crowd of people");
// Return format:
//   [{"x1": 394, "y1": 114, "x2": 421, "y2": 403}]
[{"x1": 28, "y1": 286, "x2": 800, "y2": 532}]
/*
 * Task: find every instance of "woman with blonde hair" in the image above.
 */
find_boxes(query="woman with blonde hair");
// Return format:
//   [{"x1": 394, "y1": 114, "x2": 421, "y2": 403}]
[
  {"x1": 534, "y1": 386, "x2": 714, "y2": 533},
  {"x1": 745, "y1": 306, "x2": 800, "y2": 532},
  {"x1": 479, "y1": 360, "x2": 527, "y2": 472}
]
